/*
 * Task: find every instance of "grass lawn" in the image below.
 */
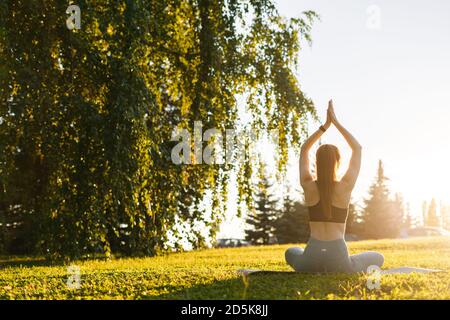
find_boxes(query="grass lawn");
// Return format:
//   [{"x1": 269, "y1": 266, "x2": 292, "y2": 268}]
[{"x1": 1, "y1": 237, "x2": 449, "y2": 300}]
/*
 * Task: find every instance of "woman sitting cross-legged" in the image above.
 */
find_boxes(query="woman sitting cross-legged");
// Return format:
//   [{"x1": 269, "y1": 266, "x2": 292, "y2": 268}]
[{"x1": 285, "y1": 99, "x2": 384, "y2": 273}]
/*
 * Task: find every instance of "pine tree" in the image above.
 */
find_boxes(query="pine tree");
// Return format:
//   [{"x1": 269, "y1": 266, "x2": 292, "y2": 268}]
[
  {"x1": 426, "y1": 198, "x2": 440, "y2": 227},
  {"x1": 273, "y1": 194, "x2": 310, "y2": 244},
  {"x1": 403, "y1": 202, "x2": 415, "y2": 229},
  {"x1": 361, "y1": 160, "x2": 403, "y2": 239},
  {"x1": 393, "y1": 192, "x2": 406, "y2": 226},
  {"x1": 422, "y1": 201, "x2": 428, "y2": 226},
  {"x1": 346, "y1": 202, "x2": 363, "y2": 237},
  {"x1": 441, "y1": 203, "x2": 450, "y2": 230},
  {"x1": 245, "y1": 172, "x2": 279, "y2": 245}
]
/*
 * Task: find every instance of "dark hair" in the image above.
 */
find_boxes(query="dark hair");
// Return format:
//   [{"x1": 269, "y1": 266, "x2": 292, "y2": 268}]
[{"x1": 315, "y1": 144, "x2": 341, "y2": 219}]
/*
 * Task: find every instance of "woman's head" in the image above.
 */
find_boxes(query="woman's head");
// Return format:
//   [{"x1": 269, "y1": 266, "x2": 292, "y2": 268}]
[{"x1": 315, "y1": 144, "x2": 341, "y2": 219}]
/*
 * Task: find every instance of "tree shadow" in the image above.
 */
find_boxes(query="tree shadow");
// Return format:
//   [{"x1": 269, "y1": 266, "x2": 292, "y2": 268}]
[
  {"x1": 0, "y1": 256, "x2": 66, "y2": 269},
  {"x1": 0, "y1": 255, "x2": 111, "y2": 269},
  {"x1": 0, "y1": 253, "x2": 117, "y2": 269},
  {"x1": 149, "y1": 271, "x2": 361, "y2": 300}
]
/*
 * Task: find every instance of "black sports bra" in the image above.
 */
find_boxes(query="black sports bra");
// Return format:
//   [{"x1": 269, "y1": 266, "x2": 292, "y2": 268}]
[{"x1": 307, "y1": 201, "x2": 348, "y2": 223}]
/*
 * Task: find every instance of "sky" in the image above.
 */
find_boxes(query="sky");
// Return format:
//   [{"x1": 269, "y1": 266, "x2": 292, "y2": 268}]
[{"x1": 218, "y1": 0, "x2": 450, "y2": 238}]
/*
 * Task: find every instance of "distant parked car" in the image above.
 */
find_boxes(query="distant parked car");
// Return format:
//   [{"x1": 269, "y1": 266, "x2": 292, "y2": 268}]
[
  {"x1": 402, "y1": 226, "x2": 450, "y2": 238},
  {"x1": 215, "y1": 238, "x2": 250, "y2": 248}
]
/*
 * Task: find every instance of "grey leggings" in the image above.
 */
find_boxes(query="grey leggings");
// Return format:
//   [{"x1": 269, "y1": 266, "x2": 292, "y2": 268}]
[{"x1": 285, "y1": 238, "x2": 384, "y2": 273}]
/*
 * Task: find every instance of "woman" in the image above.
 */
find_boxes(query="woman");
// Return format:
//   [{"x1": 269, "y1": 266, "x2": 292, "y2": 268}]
[{"x1": 285, "y1": 100, "x2": 384, "y2": 273}]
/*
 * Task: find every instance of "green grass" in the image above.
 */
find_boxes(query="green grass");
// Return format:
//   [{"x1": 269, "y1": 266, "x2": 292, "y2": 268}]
[{"x1": 1, "y1": 237, "x2": 449, "y2": 299}]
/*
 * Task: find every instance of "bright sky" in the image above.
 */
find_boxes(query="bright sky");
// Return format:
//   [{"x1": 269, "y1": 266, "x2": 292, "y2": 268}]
[{"x1": 219, "y1": 0, "x2": 450, "y2": 238}]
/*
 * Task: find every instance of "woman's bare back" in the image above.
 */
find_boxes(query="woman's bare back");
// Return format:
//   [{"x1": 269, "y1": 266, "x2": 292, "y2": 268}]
[{"x1": 303, "y1": 180, "x2": 352, "y2": 240}]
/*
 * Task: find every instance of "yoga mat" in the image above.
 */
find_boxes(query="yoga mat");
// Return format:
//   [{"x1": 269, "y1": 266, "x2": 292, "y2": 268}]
[
  {"x1": 237, "y1": 267, "x2": 444, "y2": 276},
  {"x1": 381, "y1": 267, "x2": 444, "y2": 274}
]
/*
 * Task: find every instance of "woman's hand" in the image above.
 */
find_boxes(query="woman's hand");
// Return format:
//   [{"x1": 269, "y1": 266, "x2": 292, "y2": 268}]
[
  {"x1": 327, "y1": 99, "x2": 339, "y2": 126},
  {"x1": 323, "y1": 101, "x2": 333, "y2": 129}
]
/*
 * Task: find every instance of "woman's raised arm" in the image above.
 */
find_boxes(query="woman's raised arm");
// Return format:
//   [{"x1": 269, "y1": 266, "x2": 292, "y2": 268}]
[
  {"x1": 299, "y1": 107, "x2": 331, "y2": 187},
  {"x1": 328, "y1": 100, "x2": 362, "y2": 189}
]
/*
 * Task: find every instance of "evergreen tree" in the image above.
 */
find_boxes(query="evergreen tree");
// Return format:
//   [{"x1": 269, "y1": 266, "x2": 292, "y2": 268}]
[
  {"x1": 422, "y1": 201, "x2": 428, "y2": 227},
  {"x1": 345, "y1": 202, "x2": 364, "y2": 237},
  {"x1": 441, "y1": 202, "x2": 450, "y2": 230},
  {"x1": 426, "y1": 198, "x2": 440, "y2": 227},
  {"x1": 392, "y1": 192, "x2": 406, "y2": 226},
  {"x1": 361, "y1": 160, "x2": 403, "y2": 239},
  {"x1": 402, "y1": 202, "x2": 415, "y2": 229},
  {"x1": 273, "y1": 194, "x2": 310, "y2": 244},
  {"x1": 245, "y1": 171, "x2": 279, "y2": 245}
]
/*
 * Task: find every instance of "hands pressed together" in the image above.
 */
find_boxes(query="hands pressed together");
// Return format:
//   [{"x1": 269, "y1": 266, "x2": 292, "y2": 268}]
[{"x1": 323, "y1": 99, "x2": 340, "y2": 130}]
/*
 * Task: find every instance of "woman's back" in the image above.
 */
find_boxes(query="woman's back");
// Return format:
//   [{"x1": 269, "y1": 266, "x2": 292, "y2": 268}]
[{"x1": 303, "y1": 180, "x2": 352, "y2": 241}]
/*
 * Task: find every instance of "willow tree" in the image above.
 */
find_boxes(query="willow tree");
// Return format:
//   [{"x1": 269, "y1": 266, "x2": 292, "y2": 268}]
[{"x1": 0, "y1": 0, "x2": 317, "y2": 258}]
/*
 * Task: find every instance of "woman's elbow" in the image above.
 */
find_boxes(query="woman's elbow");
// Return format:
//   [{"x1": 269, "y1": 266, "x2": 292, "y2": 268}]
[{"x1": 300, "y1": 145, "x2": 310, "y2": 154}]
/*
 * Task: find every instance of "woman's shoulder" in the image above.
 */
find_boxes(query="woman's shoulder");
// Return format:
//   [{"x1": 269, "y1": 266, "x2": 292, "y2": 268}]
[
  {"x1": 333, "y1": 180, "x2": 353, "y2": 205},
  {"x1": 302, "y1": 180, "x2": 319, "y2": 206},
  {"x1": 302, "y1": 180, "x2": 352, "y2": 207}
]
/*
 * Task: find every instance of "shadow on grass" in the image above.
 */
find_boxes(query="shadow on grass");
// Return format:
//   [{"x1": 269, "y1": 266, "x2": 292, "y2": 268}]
[
  {"x1": 0, "y1": 257, "x2": 59, "y2": 269},
  {"x1": 149, "y1": 271, "x2": 362, "y2": 300},
  {"x1": 0, "y1": 255, "x2": 107, "y2": 269}
]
